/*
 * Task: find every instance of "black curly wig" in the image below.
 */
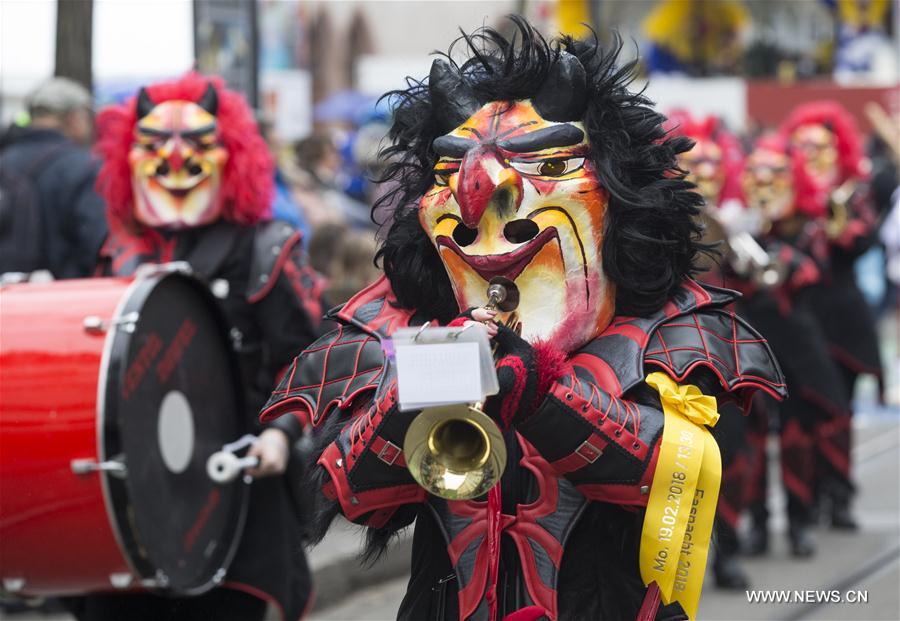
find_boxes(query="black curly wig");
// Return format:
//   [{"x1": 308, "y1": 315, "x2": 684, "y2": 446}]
[{"x1": 374, "y1": 16, "x2": 709, "y2": 323}]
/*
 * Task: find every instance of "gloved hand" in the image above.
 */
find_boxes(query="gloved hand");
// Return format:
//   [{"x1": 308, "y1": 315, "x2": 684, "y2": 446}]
[{"x1": 484, "y1": 324, "x2": 539, "y2": 429}]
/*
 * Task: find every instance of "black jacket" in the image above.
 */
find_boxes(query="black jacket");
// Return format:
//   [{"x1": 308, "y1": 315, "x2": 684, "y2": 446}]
[{"x1": 0, "y1": 125, "x2": 107, "y2": 278}]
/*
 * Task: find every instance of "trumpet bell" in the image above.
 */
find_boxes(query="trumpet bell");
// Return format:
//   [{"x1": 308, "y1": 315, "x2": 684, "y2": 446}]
[{"x1": 404, "y1": 404, "x2": 507, "y2": 500}]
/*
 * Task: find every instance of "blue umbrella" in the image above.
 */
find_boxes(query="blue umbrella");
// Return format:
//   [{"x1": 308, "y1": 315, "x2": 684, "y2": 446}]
[{"x1": 313, "y1": 89, "x2": 378, "y2": 123}]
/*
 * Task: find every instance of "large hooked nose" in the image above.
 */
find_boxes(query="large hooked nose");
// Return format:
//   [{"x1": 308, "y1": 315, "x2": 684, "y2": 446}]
[{"x1": 454, "y1": 145, "x2": 523, "y2": 228}]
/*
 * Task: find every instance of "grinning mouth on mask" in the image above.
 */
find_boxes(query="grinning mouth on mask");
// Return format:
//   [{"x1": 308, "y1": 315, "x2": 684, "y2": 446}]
[{"x1": 436, "y1": 220, "x2": 562, "y2": 283}]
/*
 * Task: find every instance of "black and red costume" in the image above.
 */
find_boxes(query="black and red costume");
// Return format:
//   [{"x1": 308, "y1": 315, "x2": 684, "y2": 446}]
[
  {"x1": 728, "y1": 224, "x2": 848, "y2": 553},
  {"x1": 262, "y1": 277, "x2": 784, "y2": 620},
  {"x1": 780, "y1": 102, "x2": 882, "y2": 526},
  {"x1": 263, "y1": 21, "x2": 785, "y2": 621}
]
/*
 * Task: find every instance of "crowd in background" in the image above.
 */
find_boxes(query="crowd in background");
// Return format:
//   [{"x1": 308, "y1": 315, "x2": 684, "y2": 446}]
[{"x1": 2, "y1": 75, "x2": 897, "y2": 320}]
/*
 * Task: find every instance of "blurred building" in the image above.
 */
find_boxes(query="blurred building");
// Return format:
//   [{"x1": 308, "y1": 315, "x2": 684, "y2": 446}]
[{"x1": 1, "y1": 1, "x2": 896, "y2": 136}]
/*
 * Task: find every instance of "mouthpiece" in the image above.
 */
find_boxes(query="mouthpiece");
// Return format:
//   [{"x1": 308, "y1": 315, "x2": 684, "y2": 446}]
[{"x1": 485, "y1": 277, "x2": 520, "y2": 313}]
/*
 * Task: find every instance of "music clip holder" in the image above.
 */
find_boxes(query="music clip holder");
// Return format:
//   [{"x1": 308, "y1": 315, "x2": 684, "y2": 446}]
[{"x1": 389, "y1": 323, "x2": 499, "y2": 412}]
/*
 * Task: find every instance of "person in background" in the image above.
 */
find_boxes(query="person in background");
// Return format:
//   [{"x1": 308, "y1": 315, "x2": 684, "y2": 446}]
[
  {"x1": 257, "y1": 114, "x2": 312, "y2": 245},
  {"x1": 293, "y1": 134, "x2": 373, "y2": 230},
  {"x1": 781, "y1": 101, "x2": 882, "y2": 531},
  {"x1": 732, "y1": 134, "x2": 850, "y2": 559},
  {"x1": 0, "y1": 77, "x2": 107, "y2": 278},
  {"x1": 74, "y1": 73, "x2": 321, "y2": 621},
  {"x1": 307, "y1": 222, "x2": 381, "y2": 305}
]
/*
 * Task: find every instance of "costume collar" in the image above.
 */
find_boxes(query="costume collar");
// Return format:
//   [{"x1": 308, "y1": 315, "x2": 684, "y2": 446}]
[
  {"x1": 332, "y1": 275, "x2": 418, "y2": 339},
  {"x1": 572, "y1": 279, "x2": 738, "y2": 396}
]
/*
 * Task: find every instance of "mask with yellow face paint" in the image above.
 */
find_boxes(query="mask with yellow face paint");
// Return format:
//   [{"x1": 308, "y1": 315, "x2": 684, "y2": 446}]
[
  {"x1": 129, "y1": 84, "x2": 228, "y2": 229},
  {"x1": 678, "y1": 140, "x2": 725, "y2": 207},
  {"x1": 741, "y1": 140, "x2": 795, "y2": 224},
  {"x1": 419, "y1": 56, "x2": 615, "y2": 353}
]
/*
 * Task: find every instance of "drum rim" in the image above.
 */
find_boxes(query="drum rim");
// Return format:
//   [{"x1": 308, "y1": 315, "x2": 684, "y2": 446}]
[{"x1": 95, "y1": 269, "x2": 250, "y2": 596}]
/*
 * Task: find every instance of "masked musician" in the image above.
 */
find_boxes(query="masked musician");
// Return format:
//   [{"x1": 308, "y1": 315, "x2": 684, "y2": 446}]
[
  {"x1": 730, "y1": 135, "x2": 851, "y2": 558},
  {"x1": 667, "y1": 112, "x2": 745, "y2": 211},
  {"x1": 72, "y1": 74, "x2": 321, "y2": 621},
  {"x1": 781, "y1": 101, "x2": 882, "y2": 530},
  {"x1": 262, "y1": 20, "x2": 785, "y2": 620},
  {"x1": 664, "y1": 111, "x2": 758, "y2": 588}
]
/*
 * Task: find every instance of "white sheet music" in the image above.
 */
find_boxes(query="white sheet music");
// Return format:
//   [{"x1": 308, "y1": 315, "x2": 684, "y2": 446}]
[{"x1": 392, "y1": 325, "x2": 499, "y2": 411}]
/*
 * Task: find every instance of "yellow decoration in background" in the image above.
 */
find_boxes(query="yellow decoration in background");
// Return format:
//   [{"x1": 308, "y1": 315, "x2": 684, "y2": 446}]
[
  {"x1": 642, "y1": 0, "x2": 749, "y2": 66},
  {"x1": 640, "y1": 372, "x2": 722, "y2": 619},
  {"x1": 555, "y1": 0, "x2": 592, "y2": 39},
  {"x1": 837, "y1": 0, "x2": 889, "y2": 30}
]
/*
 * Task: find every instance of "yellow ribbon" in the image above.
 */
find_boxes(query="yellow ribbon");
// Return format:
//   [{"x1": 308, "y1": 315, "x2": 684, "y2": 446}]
[{"x1": 640, "y1": 372, "x2": 722, "y2": 620}]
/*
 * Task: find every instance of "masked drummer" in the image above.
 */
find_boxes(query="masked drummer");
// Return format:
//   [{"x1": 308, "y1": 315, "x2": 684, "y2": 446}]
[
  {"x1": 261, "y1": 19, "x2": 786, "y2": 621},
  {"x1": 70, "y1": 74, "x2": 324, "y2": 621}
]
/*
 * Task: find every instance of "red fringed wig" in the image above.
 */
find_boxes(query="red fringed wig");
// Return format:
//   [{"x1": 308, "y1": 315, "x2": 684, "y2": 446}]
[
  {"x1": 665, "y1": 109, "x2": 745, "y2": 205},
  {"x1": 95, "y1": 72, "x2": 273, "y2": 231}
]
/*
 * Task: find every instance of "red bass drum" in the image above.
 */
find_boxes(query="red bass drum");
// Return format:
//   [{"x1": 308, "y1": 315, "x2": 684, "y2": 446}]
[{"x1": 0, "y1": 268, "x2": 247, "y2": 597}]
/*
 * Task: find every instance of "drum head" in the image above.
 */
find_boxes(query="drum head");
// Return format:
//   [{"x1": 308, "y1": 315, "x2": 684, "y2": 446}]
[{"x1": 100, "y1": 272, "x2": 247, "y2": 595}]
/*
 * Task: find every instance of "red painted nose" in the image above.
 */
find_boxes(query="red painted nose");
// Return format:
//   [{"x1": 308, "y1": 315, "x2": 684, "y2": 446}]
[
  {"x1": 168, "y1": 150, "x2": 185, "y2": 172},
  {"x1": 161, "y1": 137, "x2": 188, "y2": 172},
  {"x1": 455, "y1": 145, "x2": 522, "y2": 228}
]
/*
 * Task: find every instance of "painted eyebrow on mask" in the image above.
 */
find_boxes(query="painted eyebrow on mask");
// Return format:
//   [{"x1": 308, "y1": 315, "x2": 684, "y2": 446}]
[
  {"x1": 495, "y1": 124, "x2": 584, "y2": 153},
  {"x1": 137, "y1": 126, "x2": 174, "y2": 138},
  {"x1": 432, "y1": 123, "x2": 584, "y2": 158},
  {"x1": 432, "y1": 135, "x2": 476, "y2": 158},
  {"x1": 182, "y1": 123, "x2": 217, "y2": 138}
]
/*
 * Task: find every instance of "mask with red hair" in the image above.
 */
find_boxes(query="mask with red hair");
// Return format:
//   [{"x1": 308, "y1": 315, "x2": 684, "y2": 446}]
[
  {"x1": 741, "y1": 133, "x2": 796, "y2": 223},
  {"x1": 665, "y1": 110, "x2": 744, "y2": 208},
  {"x1": 96, "y1": 73, "x2": 273, "y2": 231},
  {"x1": 779, "y1": 101, "x2": 866, "y2": 218}
]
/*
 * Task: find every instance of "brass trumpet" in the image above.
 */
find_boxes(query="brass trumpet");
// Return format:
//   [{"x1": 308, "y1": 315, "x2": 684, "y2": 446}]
[
  {"x1": 703, "y1": 208, "x2": 786, "y2": 288},
  {"x1": 403, "y1": 277, "x2": 519, "y2": 500}
]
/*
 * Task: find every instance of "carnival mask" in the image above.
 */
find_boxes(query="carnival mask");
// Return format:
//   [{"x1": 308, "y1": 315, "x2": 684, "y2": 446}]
[
  {"x1": 419, "y1": 57, "x2": 615, "y2": 352},
  {"x1": 742, "y1": 147, "x2": 794, "y2": 223},
  {"x1": 679, "y1": 139, "x2": 724, "y2": 207},
  {"x1": 128, "y1": 84, "x2": 228, "y2": 229},
  {"x1": 791, "y1": 123, "x2": 838, "y2": 187}
]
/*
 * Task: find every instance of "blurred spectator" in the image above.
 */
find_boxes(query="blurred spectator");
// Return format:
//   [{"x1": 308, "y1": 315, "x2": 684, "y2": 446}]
[
  {"x1": 882, "y1": 191, "x2": 900, "y2": 309},
  {"x1": 0, "y1": 77, "x2": 107, "y2": 278},
  {"x1": 291, "y1": 134, "x2": 373, "y2": 230},
  {"x1": 257, "y1": 115, "x2": 312, "y2": 245},
  {"x1": 308, "y1": 222, "x2": 380, "y2": 304}
]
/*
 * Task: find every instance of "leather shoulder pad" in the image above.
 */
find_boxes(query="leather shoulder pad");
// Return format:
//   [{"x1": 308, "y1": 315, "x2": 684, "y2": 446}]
[
  {"x1": 644, "y1": 308, "x2": 787, "y2": 407},
  {"x1": 260, "y1": 323, "x2": 385, "y2": 426},
  {"x1": 247, "y1": 219, "x2": 304, "y2": 302}
]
